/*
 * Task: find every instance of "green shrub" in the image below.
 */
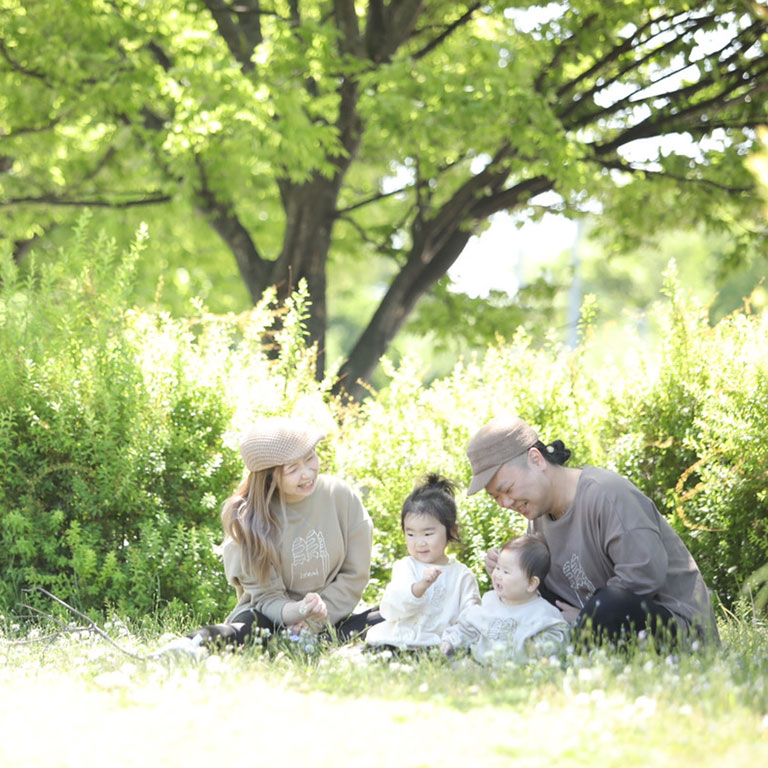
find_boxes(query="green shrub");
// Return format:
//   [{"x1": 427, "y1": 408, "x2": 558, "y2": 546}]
[
  {"x1": 0, "y1": 216, "x2": 330, "y2": 621},
  {"x1": 3, "y1": 222, "x2": 767, "y2": 621},
  {"x1": 602, "y1": 271, "x2": 768, "y2": 606}
]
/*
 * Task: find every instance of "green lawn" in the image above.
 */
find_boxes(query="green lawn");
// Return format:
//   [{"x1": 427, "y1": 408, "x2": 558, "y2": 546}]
[{"x1": 1, "y1": 620, "x2": 767, "y2": 767}]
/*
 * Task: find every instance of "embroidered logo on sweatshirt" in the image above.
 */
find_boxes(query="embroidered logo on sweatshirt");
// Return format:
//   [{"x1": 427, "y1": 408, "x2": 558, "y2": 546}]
[{"x1": 290, "y1": 530, "x2": 330, "y2": 587}]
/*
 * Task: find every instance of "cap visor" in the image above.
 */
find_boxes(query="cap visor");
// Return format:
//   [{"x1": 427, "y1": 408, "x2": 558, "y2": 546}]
[{"x1": 467, "y1": 465, "x2": 501, "y2": 496}]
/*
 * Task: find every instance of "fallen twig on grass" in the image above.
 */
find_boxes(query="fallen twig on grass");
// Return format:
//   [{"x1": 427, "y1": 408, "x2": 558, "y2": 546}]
[
  {"x1": 0, "y1": 587, "x2": 146, "y2": 660},
  {"x1": 3, "y1": 608, "x2": 93, "y2": 645}
]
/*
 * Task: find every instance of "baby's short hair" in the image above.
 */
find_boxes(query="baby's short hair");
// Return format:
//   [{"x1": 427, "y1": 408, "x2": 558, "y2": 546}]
[{"x1": 501, "y1": 533, "x2": 551, "y2": 582}]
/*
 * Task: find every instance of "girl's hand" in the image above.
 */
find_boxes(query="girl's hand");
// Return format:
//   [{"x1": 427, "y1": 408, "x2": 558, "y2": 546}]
[
  {"x1": 484, "y1": 548, "x2": 500, "y2": 576},
  {"x1": 440, "y1": 640, "x2": 453, "y2": 656},
  {"x1": 411, "y1": 567, "x2": 442, "y2": 598}
]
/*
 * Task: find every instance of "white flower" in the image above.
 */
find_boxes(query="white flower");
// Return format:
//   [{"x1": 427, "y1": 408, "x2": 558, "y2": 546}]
[{"x1": 634, "y1": 695, "x2": 657, "y2": 716}]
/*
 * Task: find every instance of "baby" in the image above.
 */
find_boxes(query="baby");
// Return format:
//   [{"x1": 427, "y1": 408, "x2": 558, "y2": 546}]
[{"x1": 441, "y1": 534, "x2": 569, "y2": 664}]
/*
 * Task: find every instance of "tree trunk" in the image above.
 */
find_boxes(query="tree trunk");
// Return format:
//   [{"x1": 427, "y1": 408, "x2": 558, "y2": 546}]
[
  {"x1": 333, "y1": 228, "x2": 473, "y2": 401},
  {"x1": 333, "y1": 172, "x2": 554, "y2": 400},
  {"x1": 272, "y1": 177, "x2": 339, "y2": 375},
  {"x1": 12, "y1": 235, "x2": 40, "y2": 265},
  {"x1": 194, "y1": 56, "x2": 360, "y2": 379}
]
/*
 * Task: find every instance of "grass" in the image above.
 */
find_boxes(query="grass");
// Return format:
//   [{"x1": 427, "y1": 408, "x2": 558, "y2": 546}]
[{"x1": 1, "y1": 614, "x2": 767, "y2": 767}]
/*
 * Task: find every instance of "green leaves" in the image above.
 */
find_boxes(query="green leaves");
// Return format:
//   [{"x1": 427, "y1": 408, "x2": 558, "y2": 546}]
[{"x1": 2, "y1": 0, "x2": 766, "y2": 399}]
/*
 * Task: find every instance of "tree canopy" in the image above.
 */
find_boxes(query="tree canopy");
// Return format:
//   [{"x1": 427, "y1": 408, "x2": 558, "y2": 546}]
[{"x1": 2, "y1": 0, "x2": 767, "y2": 399}]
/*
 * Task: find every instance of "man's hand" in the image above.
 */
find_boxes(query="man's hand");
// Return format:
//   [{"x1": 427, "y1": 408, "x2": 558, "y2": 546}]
[
  {"x1": 555, "y1": 600, "x2": 580, "y2": 625},
  {"x1": 484, "y1": 548, "x2": 500, "y2": 576}
]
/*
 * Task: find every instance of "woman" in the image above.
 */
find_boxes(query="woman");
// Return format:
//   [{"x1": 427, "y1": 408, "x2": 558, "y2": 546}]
[
  {"x1": 158, "y1": 416, "x2": 379, "y2": 654},
  {"x1": 466, "y1": 415, "x2": 719, "y2": 645}
]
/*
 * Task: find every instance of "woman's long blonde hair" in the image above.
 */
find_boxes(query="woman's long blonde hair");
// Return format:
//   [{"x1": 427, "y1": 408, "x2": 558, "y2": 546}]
[{"x1": 221, "y1": 467, "x2": 285, "y2": 584}]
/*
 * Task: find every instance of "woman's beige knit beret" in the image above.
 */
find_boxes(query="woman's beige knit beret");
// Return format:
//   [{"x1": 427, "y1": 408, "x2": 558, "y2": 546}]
[{"x1": 239, "y1": 417, "x2": 325, "y2": 472}]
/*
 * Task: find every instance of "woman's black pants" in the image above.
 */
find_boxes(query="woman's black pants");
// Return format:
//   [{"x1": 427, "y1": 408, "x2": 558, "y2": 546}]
[{"x1": 190, "y1": 606, "x2": 382, "y2": 647}]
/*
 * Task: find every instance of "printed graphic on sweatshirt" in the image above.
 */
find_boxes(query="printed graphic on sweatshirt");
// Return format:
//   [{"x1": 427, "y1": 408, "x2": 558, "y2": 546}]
[
  {"x1": 424, "y1": 578, "x2": 447, "y2": 613},
  {"x1": 488, "y1": 617, "x2": 519, "y2": 644},
  {"x1": 562, "y1": 554, "x2": 596, "y2": 607},
  {"x1": 290, "y1": 530, "x2": 330, "y2": 588}
]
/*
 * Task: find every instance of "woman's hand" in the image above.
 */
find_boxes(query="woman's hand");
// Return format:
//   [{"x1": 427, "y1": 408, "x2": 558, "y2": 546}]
[
  {"x1": 484, "y1": 548, "x2": 500, "y2": 576},
  {"x1": 299, "y1": 592, "x2": 328, "y2": 622},
  {"x1": 555, "y1": 600, "x2": 580, "y2": 625},
  {"x1": 283, "y1": 592, "x2": 328, "y2": 627},
  {"x1": 411, "y1": 566, "x2": 442, "y2": 598}
]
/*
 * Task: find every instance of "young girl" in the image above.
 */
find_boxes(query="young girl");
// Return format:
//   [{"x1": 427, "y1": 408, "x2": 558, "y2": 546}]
[
  {"x1": 441, "y1": 534, "x2": 570, "y2": 664},
  {"x1": 157, "y1": 416, "x2": 380, "y2": 654},
  {"x1": 365, "y1": 474, "x2": 481, "y2": 651}
]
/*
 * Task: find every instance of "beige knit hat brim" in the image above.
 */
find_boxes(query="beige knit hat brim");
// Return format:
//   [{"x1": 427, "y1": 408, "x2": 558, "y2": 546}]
[{"x1": 239, "y1": 417, "x2": 325, "y2": 472}]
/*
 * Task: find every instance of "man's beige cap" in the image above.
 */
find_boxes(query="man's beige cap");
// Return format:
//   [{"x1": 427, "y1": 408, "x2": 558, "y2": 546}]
[{"x1": 466, "y1": 416, "x2": 538, "y2": 495}]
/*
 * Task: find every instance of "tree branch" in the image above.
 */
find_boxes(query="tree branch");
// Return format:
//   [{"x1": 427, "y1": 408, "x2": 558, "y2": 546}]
[
  {"x1": 335, "y1": 156, "x2": 465, "y2": 217},
  {"x1": 593, "y1": 68, "x2": 768, "y2": 157},
  {"x1": 1, "y1": 194, "x2": 172, "y2": 208},
  {"x1": 365, "y1": 0, "x2": 423, "y2": 62},
  {"x1": 411, "y1": 142, "x2": 515, "y2": 256},
  {"x1": 555, "y1": 5, "x2": 766, "y2": 131},
  {"x1": 145, "y1": 40, "x2": 173, "y2": 72},
  {"x1": 202, "y1": 0, "x2": 264, "y2": 73},
  {"x1": 412, "y1": 3, "x2": 482, "y2": 61},
  {"x1": 0, "y1": 115, "x2": 65, "y2": 139},
  {"x1": 335, "y1": 185, "x2": 409, "y2": 216},
  {"x1": 468, "y1": 174, "x2": 553, "y2": 221},
  {"x1": 595, "y1": 157, "x2": 754, "y2": 194},
  {"x1": 333, "y1": 225, "x2": 475, "y2": 401},
  {"x1": 340, "y1": 198, "x2": 417, "y2": 264},
  {"x1": 0, "y1": 37, "x2": 48, "y2": 80},
  {"x1": 1, "y1": 607, "x2": 89, "y2": 645},
  {"x1": 334, "y1": 0, "x2": 365, "y2": 57},
  {"x1": 194, "y1": 155, "x2": 269, "y2": 298},
  {"x1": 556, "y1": 12, "x2": 725, "y2": 127},
  {"x1": 562, "y1": 19, "x2": 767, "y2": 130},
  {"x1": 554, "y1": 10, "x2": 673, "y2": 101},
  {"x1": 332, "y1": 72, "x2": 363, "y2": 171},
  {"x1": 336, "y1": 213, "x2": 383, "y2": 249},
  {"x1": 534, "y1": 13, "x2": 601, "y2": 93}
]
